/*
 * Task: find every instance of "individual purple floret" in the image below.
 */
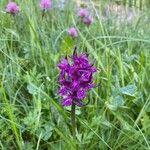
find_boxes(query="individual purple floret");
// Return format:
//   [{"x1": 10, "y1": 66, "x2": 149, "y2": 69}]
[
  {"x1": 83, "y1": 16, "x2": 93, "y2": 26},
  {"x1": 40, "y1": 0, "x2": 52, "y2": 11},
  {"x1": 58, "y1": 48, "x2": 97, "y2": 107},
  {"x1": 78, "y1": 9, "x2": 88, "y2": 18},
  {"x1": 68, "y1": 27, "x2": 78, "y2": 38},
  {"x1": 6, "y1": 2, "x2": 20, "y2": 15}
]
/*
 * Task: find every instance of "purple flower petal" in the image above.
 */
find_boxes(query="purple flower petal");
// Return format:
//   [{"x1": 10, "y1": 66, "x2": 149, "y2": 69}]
[
  {"x1": 58, "y1": 59, "x2": 69, "y2": 70},
  {"x1": 59, "y1": 86, "x2": 68, "y2": 96},
  {"x1": 72, "y1": 80, "x2": 79, "y2": 89},
  {"x1": 81, "y1": 72, "x2": 92, "y2": 82},
  {"x1": 77, "y1": 89, "x2": 86, "y2": 100},
  {"x1": 62, "y1": 97, "x2": 73, "y2": 106}
]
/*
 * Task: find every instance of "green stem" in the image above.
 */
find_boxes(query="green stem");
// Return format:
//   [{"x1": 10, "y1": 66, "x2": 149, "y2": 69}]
[{"x1": 71, "y1": 102, "x2": 76, "y2": 138}]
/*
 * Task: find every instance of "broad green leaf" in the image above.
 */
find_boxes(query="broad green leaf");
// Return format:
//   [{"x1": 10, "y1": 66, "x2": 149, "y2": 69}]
[
  {"x1": 120, "y1": 84, "x2": 137, "y2": 96},
  {"x1": 27, "y1": 83, "x2": 37, "y2": 95},
  {"x1": 36, "y1": 124, "x2": 53, "y2": 141},
  {"x1": 107, "y1": 96, "x2": 124, "y2": 111}
]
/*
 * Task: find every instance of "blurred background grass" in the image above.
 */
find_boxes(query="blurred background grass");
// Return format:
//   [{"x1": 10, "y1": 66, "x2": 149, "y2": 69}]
[{"x1": 0, "y1": 0, "x2": 150, "y2": 149}]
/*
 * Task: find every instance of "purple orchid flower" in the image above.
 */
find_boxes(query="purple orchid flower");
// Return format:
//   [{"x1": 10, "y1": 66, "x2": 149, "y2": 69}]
[{"x1": 58, "y1": 47, "x2": 97, "y2": 107}]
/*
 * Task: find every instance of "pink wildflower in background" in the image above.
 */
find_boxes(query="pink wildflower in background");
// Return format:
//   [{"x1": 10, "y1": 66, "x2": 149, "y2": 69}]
[
  {"x1": 83, "y1": 16, "x2": 93, "y2": 26},
  {"x1": 40, "y1": 0, "x2": 52, "y2": 10},
  {"x1": 6, "y1": 2, "x2": 20, "y2": 15},
  {"x1": 68, "y1": 27, "x2": 78, "y2": 38},
  {"x1": 78, "y1": 8, "x2": 93, "y2": 26},
  {"x1": 78, "y1": 9, "x2": 88, "y2": 18}
]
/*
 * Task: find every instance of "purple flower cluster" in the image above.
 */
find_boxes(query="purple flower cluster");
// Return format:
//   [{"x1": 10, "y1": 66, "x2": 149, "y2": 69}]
[
  {"x1": 58, "y1": 48, "x2": 97, "y2": 107},
  {"x1": 6, "y1": 2, "x2": 20, "y2": 15}
]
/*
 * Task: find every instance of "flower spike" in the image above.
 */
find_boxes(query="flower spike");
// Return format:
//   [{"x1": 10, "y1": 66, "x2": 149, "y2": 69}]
[{"x1": 58, "y1": 47, "x2": 97, "y2": 107}]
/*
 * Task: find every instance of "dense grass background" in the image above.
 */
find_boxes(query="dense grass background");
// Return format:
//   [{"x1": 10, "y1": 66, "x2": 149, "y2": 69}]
[{"x1": 0, "y1": 0, "x2": 150, "y2": 149}]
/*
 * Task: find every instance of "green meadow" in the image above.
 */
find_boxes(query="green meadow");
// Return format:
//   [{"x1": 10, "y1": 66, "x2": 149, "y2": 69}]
[{"x1": 0, "y1": 0, "x2": 150, "y2": 149}]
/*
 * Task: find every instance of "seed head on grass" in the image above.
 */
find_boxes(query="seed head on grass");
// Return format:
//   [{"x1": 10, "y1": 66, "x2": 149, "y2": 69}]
[
  {"x1": 6, "y1": 2, "x2": 20, "y2": 15},
  {"x1": 58, "y1": 48, "x2": 97, "y2": 107},
  {"x1": 40, "y1": 0, "x2": 52, "y2": 11}
]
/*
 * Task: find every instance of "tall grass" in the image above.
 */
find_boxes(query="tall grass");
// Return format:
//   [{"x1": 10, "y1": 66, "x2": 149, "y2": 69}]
[{"x1": 0, "y1": 0, "x2": 150, "y2": 149}]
